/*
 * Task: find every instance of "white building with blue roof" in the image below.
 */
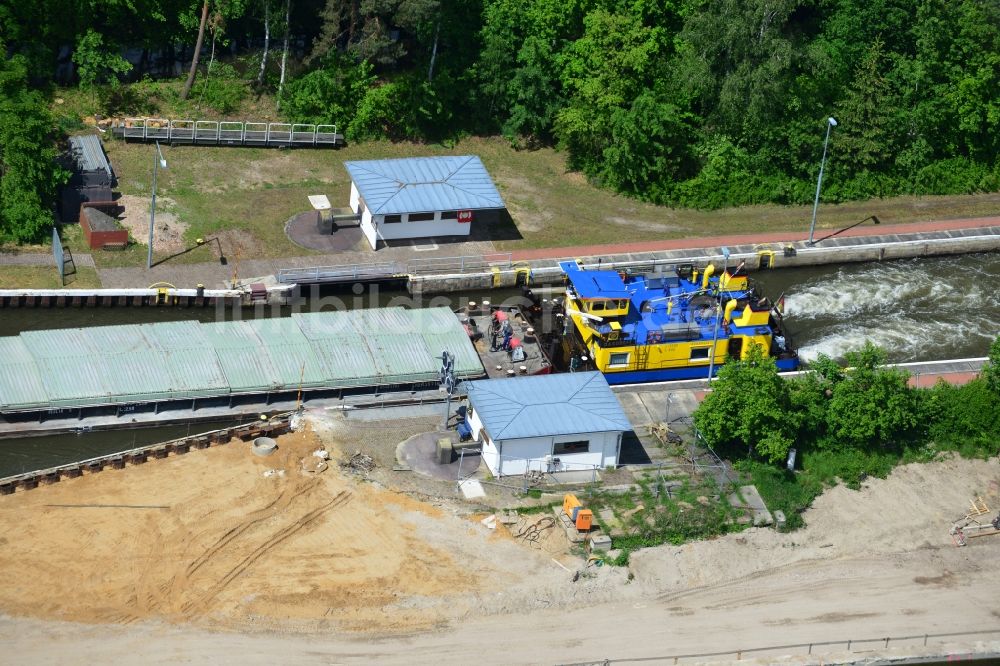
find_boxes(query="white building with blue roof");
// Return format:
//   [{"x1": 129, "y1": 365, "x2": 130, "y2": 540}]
[
  {"x1": 344, "y1": 155, "x2": 505, "y2": 249},
  {"x1": 464, "y1": 371, "x2": 631, "y2": 478}
]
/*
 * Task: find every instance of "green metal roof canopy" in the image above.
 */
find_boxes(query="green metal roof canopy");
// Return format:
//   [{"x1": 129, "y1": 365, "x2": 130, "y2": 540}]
[{"x1": 0, "y1": 307, "x2": 484, "y2": 412}]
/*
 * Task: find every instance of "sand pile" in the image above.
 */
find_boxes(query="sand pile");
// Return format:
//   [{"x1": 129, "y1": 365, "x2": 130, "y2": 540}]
[
  {"x1": 0, "y1": 427, "x2": 550, "y2": 634},
  {"x1": 630, "y1": 455, "x2": 1000, "y2": 592}
]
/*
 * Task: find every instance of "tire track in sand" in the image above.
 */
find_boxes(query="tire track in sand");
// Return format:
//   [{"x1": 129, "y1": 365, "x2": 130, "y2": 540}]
[{"x1": 181, "y1": 489, "x2": 353, "y2": 615}]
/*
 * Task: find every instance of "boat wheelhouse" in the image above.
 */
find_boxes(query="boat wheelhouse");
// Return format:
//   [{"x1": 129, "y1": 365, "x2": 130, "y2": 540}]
[{"x1": 559, "y1": 260, "x2": 797, "y2": 383}]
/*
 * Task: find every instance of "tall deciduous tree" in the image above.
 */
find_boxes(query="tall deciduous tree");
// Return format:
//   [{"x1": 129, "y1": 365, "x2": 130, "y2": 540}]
[
  {"x1": 555, "y1": 9, "x2": 668, "y2": 173},
  {"x1": 181, "y1": 0, "x2": 211, "y2": 99},
  {"x1": 693, "y1": 344, "x2": 796, "y2": 464},
  {"x1": 0, "y1": 53, "x2": 66, "y2": 243},
  {"x1": 825, "y1": 343, "x2": 917, "y2": 450},
  {"x1": 257, "y1": 0, "x2": 272, "y2": 87},
  {"x1": 276, "y1": 0, "x2": 291, "y2": 109}
]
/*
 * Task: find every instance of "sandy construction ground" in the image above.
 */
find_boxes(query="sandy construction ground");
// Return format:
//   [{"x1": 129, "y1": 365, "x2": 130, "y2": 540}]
[
  {"x1": 1, "y1": 422, "x2": 999, "y2": 664},
  {"x1": 0, "y1": 425, "x2": 594, "y2": 636}
]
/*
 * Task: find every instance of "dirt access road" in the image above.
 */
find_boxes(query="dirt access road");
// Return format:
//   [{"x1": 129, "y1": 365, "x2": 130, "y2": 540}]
[
  {"x1": 0, "y1": 420, "x2": 998, "y2": 664},
  {"x1": 2, "y1": 546, "x2": 998, "y2": 665}
]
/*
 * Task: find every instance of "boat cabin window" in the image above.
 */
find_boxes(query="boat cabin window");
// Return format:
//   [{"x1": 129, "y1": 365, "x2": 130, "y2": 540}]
[
  {"x1": 608, "y1": 352, "x2": 630, "y2": 367},
  {"x1": 554, "y1": 440, "x2": 589, "y2": 455},
  {"x1": 617, "y1": 299, "x2": 629, "y2": 310},
  {"x1": 690, "y1": 347, "x2": 710, "y2": 360},
  {"x1": 590, "y1": 300, "x2": 606, "y2": 312}
]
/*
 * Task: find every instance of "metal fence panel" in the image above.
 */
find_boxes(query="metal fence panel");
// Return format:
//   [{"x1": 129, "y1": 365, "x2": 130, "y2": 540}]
[{"x1": 51, "y1": 227, "x2": 64, "y2": 283}]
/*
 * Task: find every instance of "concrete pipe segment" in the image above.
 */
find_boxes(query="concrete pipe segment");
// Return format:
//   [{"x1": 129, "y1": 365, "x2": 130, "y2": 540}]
[{"x1": 252, "y1": 437, "x2": 278, "y2": 457}]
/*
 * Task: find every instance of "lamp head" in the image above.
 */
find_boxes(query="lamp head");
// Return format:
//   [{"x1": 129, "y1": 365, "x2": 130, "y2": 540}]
[
  {"x1": 159, "y1": 158, "x2": 168, "y2": 169},
  {"x1": 828, "y1": 117, "x2": 838, "y2": 127}
]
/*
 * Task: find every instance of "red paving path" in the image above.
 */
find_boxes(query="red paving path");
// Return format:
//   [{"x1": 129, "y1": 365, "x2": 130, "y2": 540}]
[{"x1": 509, "y1": 215, "x2": 1000, "y2": 261}]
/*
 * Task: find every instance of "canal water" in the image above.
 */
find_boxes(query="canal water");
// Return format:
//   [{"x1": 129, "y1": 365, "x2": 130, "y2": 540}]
[
  {"x1": 761, "y1": 252, "x2": 1000, "y2": 363},
  {"x1": 1, "y1": 252, "x2": 997, "y2": 475},
  {"x1": 2, "y1": 252, "x2": 998, "y2": 362}
]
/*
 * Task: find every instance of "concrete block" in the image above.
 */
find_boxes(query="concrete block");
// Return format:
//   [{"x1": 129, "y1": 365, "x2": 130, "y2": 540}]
[
  {"x1": 589, "y1": 534, "x2": 612, "y2": 552},
  {"x1": 436, "y1": 438, "x2": 454, "y2": 464}
]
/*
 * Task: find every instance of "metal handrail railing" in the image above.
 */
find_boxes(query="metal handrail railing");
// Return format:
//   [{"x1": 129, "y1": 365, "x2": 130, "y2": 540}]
[
  {"x1": 558, "y1": 627, "x2": 1000, "y2": 665},
  {"x1": 407, "y1": 252, "x2": 513, "y2": 274},
  {"x1": 118, "y1": 118, "x2": 343, "y2": 147},
  {"x1": 276, "y1": 262, "x2": 403, "y2": 284}
]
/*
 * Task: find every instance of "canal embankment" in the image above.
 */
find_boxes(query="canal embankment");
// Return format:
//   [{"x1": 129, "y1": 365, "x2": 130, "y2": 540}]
[
  {"x1": 0, "y1": 411, "x2": 297, "y2": 494},
  {"x1": 408, "y1": 217, "x2": 1000, "y2": 292},
  {"x1": 0, "y1": 286, "x2": 243, "y2": 308}
]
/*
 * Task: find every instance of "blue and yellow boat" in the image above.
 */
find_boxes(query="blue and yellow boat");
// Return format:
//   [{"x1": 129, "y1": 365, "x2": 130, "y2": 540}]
[{"x1": 559, "y1": 260, "x2": 797, "y2": 383}]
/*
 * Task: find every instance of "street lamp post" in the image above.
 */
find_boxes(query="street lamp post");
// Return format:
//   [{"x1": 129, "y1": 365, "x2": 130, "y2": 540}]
[
  {"x1": 147, "y1": 141, "x2": 168, "y2": 270},
  {"x1": 807, "y1": 117, "x2": 838, "y2": 245},
  {"x1": 707, "y1": 246, "x2": 730, "y2": 381}
]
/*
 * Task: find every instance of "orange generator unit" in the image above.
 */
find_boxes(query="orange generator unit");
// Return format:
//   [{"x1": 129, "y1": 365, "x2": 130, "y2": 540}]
[{"x1": 562, "y1": 494, "x2": 593, "y2": 531}]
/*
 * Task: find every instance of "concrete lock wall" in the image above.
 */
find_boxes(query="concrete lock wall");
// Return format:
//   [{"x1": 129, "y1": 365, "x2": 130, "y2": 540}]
[{"x1": 405, "y1": 229, "x2": 1000, "y2": 293}]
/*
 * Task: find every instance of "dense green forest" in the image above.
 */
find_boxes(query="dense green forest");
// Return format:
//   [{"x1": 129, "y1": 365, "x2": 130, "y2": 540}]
[{"x1": 1, "y1": 0, "x2": 999, "y2": 242}]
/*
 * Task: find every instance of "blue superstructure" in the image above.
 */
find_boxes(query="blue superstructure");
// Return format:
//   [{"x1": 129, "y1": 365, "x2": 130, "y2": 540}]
[{"x1": 559, "y1": 260, "x2": 797, "y2": 382}]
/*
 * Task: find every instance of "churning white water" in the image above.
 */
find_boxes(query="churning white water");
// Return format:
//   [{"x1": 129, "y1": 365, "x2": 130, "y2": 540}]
[{"x1": 769, "y1": 254, "x2": 1000, "y2": 363}]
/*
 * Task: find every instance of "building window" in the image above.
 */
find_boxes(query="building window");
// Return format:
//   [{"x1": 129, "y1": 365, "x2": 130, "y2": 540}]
[
  {"x1": 608, "y1": 352, "x2": 630, "y2": 367},
  {"x1": 384, "y1": 214, "x2": 402, "y2": 223},
  {"x1": 408, "y1": 212, "x2": 435, "y2": 222},
  {"x1": 690, "y1": 347, "x2": 710, "y2": 360},
  {"x1": 440, "y1": 210, "x2": 458, "y2": 220},
  {"x1": 554, "y1": 440, "x2": 589, "y2": 455}
]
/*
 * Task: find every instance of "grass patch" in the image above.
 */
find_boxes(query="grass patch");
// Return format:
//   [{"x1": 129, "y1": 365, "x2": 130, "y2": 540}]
[
  {"x1": 0, "y1": 265, "x2": 102, "y2": 289},
  {"x1": 98, "y1": 138, "x2": 1000, "y2": 265},
  {"x1": 517, "y1": 501, "x2": 560, "y2": 515},
  {"x1": 580, "y1": 476, "x2": 744, "y2": 564},
  {"x1": 737, "y1": 448, "x2": 901, "y2": 531},
  {"x1": 33, "y1": 109, "x2": 1000, "y2": 270}
]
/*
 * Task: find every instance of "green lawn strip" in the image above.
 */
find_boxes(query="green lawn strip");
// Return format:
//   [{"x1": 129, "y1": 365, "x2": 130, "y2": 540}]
[
  {"x1": 29, "y1": 124, "x2": 1000, "y2": 271},
  {"x1": 0, "y1": 265, "x2": 102, "y2": 289}
]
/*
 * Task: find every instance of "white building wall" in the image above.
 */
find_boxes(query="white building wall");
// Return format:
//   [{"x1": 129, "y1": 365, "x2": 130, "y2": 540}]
[
  {"x1": 359, "y1": 209, "x2": 377, "y2": 248},
  {"x1": 376, "y1": 213, "x2": 472, "y2": 241},
  {"x1": 486, "y1": 431, "x2": 622, "y2": 478},
  {"x1": 349, "y1": 183, "x2": 360, "y2": 211},
  {"x1": 481, "y1": 435, "x2": 500, "y2": 477},
  {"x1": 468, "y1": 407, "x2": 486, "y2": 441}
]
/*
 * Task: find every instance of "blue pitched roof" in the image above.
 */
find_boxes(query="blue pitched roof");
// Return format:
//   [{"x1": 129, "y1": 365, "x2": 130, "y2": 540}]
[
  {"x1": 566, "y1": 270, "x2": 630, "y2": 299},
  {"x1": 466, "y1": 371, "x2": 630, "y2": 440},
  {"x1": 344, "y1": 156, "x2": 505, "y2": 215}
]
